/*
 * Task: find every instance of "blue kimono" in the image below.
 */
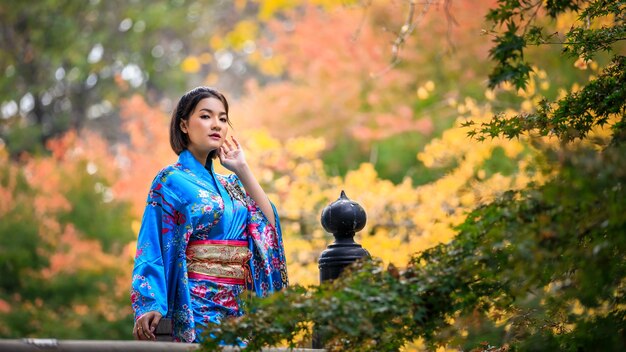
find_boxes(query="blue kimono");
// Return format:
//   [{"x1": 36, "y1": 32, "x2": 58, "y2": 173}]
[{"x1": 130, "y1": 149, "x2": 288, "y2": 342}]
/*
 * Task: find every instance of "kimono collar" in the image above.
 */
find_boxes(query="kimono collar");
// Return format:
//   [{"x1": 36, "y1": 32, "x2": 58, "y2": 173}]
[
  {"x1": 178, "y1": 149, "x2": 215, "y2": 176},
  {"x1": 178, "y1": 150, "x2": 234, "y2": 229}
]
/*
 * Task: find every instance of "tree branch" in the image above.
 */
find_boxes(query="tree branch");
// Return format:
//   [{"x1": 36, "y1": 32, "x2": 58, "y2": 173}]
[{"x1": 371, "y1": 0, "x2": 438, "y2": 78}]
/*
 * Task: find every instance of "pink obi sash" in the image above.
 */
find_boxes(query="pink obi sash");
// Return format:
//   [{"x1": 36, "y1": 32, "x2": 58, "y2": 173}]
[{"x1": 185, "y1": 240, "x2": 252, "y2": 286}]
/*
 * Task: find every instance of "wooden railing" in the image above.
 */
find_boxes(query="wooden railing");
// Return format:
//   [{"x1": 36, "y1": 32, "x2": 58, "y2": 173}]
[{"x1": 0, "y1": 339, "x2": 322, "y2": 351}]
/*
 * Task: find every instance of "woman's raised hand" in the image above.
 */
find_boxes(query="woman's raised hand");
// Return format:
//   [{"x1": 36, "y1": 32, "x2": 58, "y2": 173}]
[
  {"x1": 133, "y1": 311, "x2": 162, "y2": 341},
  {"x1": 218, "y1": 136, "x2": 247, "y2": 173}
]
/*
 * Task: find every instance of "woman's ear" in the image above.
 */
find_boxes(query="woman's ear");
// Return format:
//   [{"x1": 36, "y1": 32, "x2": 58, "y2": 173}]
[{"x1": 180, "y1": 120, "x2": 188, "y2": 134}]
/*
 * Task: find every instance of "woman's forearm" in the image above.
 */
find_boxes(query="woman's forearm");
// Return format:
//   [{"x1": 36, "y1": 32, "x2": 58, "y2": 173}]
[{"x1": 235, "y1": 164, "x2": 276, "y2": 227}]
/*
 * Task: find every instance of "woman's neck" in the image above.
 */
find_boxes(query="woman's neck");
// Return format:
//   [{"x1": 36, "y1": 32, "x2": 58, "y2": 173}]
[{"x1": 187, "y1": 147, "x2": 211, "y2": 167}]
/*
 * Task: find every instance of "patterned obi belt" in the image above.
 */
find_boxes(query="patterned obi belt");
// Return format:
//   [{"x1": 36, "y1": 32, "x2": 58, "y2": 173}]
[{"x1": 186, "y1": 240, "x2": 252, "y2": 286}]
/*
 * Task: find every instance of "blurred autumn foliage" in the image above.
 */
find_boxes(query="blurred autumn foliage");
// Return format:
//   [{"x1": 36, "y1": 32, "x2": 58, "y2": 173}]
[{"x1": 1, "y1": 0, "x2": 623, "y2": 350}]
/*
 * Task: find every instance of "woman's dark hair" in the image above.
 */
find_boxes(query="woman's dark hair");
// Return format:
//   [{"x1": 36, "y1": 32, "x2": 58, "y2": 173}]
[{"x1": 170, "y1": 86, "x2": 230, "y2": 159}]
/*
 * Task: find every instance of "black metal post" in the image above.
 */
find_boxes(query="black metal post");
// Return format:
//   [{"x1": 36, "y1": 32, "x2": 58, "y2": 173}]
[{"x1": 312, "y1": 191, "x2": 370, "y2": 349}]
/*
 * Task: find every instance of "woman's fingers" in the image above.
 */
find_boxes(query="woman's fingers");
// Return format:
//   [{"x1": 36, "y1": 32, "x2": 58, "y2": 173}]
[
  {"x1": 134, "y1": 321, "x2": 147, "y2": 340},
  {"x1": 223, "y1": 138, "x2": 233, "y2": 151},
  {"x1": 231, "y1": 136, "x2": 241, "y2": 149},
  {"x1": 149, "y1": 314, "x2": 162, "y2": 337},
  {"x1": 134, "y1": 312, "x2": 162, "y2": 341},
  {"x1": 141, "y1": 318, "x2": 152, "y2": 340}
]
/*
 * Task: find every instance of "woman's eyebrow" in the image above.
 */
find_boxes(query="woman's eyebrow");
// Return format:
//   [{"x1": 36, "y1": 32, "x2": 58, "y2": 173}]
[{"x1": 199, "y1": 108, "x2": 227, "y2": 116}]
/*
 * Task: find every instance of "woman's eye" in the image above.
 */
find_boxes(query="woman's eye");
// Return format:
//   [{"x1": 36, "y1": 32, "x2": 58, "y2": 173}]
[
  {"x1": 200, "y1": 115, "x2": 210, "y2": 119},
  {"x1": 220, "y1": 117, "x2": 228, "y2": 122}
]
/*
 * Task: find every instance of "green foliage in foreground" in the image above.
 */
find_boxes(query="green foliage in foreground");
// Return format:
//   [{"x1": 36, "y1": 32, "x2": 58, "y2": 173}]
[{"x1": 202, "y1": 141, "x2": 626, "y2": 351}]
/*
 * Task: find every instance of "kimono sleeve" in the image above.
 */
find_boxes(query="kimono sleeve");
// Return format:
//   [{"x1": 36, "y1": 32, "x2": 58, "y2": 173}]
[
  {"x1": 130, "y1": 178, "x2": 187, "y2": 321},
  {"x1": 227, "y1": 175, "x2": 289, "y2": 297}
]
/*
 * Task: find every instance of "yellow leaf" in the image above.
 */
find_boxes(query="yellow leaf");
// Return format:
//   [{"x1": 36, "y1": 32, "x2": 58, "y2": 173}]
[
  {"x1": 417, "y1": 87, "x2": 429, "y2": 100},
  {"x1": 226, "y1": 20, "x2": 259, "y2": 49},
  {"x1": 181, "y1": 56, "x2": 201, "y2": 73},
  {"x1": 258, "y1": 56, "x2": 285, "y2": 76},
  {"x1": 256, "y1": 0, "x2": 297, "y2": 21},
  {"x1": 574, "y1": 57, "x2": 589, "y2": 70}
]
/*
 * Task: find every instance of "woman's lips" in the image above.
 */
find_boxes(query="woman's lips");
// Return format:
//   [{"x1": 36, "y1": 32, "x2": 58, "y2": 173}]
[{"x1": 209, "y1": 134, "x2": 221, "y2": 140}]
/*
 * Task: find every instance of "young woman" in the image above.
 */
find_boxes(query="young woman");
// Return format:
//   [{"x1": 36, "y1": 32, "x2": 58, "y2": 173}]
[{"x1": 130, "y1": 87, "x2": 288, "y2": 342}]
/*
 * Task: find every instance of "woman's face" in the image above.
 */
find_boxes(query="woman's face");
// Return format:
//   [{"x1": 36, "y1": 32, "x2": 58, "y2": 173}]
[{"x1": 181, "y1": 97, "x2": 229, "y2": 156}]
